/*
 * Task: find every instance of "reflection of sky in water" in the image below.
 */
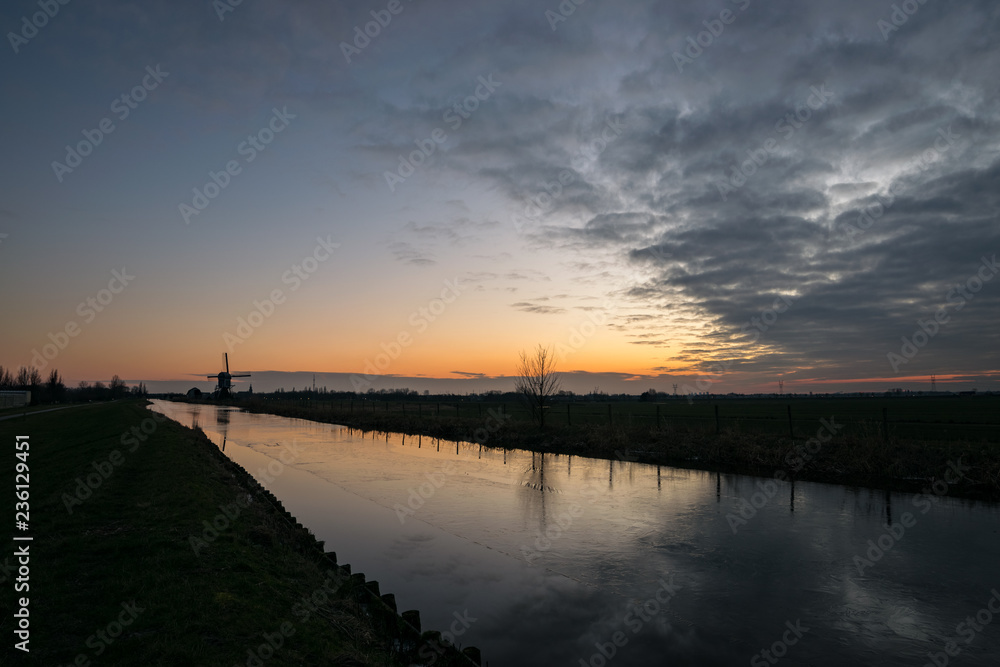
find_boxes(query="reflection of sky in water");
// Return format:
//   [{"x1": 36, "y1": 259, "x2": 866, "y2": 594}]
[{"x1": 152, "y1": 401, "x2": 1000, "y2": 666}]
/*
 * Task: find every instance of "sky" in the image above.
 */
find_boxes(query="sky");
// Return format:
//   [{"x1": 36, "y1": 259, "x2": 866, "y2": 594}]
[{"x1": 1, "y1": 0, "x2": 999, "y2": 395}]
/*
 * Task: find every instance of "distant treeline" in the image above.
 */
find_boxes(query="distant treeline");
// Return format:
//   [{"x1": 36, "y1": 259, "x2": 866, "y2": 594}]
[
  {"x1": 254, "y1": 387, "x2": 635, "y2": 401},
  {"x1": 0, "y1": 365, "x2": 147, "y2": 405},
  {"x1": 163, "y1": 385, "x2": 994, "y2": 402},
  {"x1": 174, "y1": 386, "x2": 659, "y2": 402}
]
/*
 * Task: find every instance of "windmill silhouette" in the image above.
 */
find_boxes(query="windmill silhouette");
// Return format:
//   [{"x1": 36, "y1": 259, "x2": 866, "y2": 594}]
[{"x1": 206, "y1": 353, "x2": 251, "y2": 399}]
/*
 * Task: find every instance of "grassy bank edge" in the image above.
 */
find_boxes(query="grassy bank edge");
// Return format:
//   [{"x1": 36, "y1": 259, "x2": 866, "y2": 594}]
[{"x1": 0, "y1": 400, "x2": 482, "y2": 666}]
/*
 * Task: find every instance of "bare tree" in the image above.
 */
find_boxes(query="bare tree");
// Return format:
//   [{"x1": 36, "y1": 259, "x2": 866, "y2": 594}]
[
  {"x1": 15, "y1": 366, "x2": 42, "y2": 390},
  {"x1": 514, "y1": 345, "x2": 561, "y2": 428},
  {"x1": 109, "y1": 375, "x2": 128, "y2": 399},
  {"x1": 46, "y1": 369, "x2": 65, "y2": 402}
]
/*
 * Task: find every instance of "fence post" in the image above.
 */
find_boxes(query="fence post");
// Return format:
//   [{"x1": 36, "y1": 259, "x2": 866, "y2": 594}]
[
  {"x1": 787, "y1": 404, "x2": 794, "y2": 438},
  {"x1": 715, "y1": 404, "x2": 720, "y2": 435}
]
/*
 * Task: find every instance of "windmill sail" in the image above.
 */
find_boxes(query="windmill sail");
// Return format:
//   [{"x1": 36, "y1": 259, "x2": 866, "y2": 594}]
[{"x1": 202, "y1": 353, "x2": 251, "y2": 398}]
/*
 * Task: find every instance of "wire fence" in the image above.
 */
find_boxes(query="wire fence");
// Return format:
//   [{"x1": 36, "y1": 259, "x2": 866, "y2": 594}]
[{"x1": 254, "y1": 396, "x2": 1000, "y2": 443}]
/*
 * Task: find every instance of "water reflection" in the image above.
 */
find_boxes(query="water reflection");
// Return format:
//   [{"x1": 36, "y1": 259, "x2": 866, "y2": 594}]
[
  {"x1": 216, "y1": 405, "x2": 230, "y2": 451},
  {"x1": 150, "y1": 401, "x2": 1000, "y2": 666}
]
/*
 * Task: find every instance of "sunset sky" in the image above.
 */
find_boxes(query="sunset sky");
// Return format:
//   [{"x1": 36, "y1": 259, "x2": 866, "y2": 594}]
[{"x1": 2, "y1": 0, "x2": 999, "y2": 394}]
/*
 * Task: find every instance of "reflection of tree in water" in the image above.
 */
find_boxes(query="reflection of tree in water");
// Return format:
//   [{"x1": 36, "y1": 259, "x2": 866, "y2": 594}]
[{"x1": 517, "y1": 451, "x2": 549, "y2": 536}]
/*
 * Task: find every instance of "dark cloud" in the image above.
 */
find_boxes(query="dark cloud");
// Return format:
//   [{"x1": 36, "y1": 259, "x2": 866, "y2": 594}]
[
  {"x1": 6, "y1": 0, "x2": 997, "y2": 390},
  {"x1": 388, "y1": 241, "x2": 436, "y2": 266},
  {"x1": 337, "y1": 0, "x2": 1000, "y2": 385},
  {"x1": 450, "y1": 371, "x2": 487, "y2": 379},
  {"x1": 511, "y1": 302, "x2": 566, "y2": 315}
]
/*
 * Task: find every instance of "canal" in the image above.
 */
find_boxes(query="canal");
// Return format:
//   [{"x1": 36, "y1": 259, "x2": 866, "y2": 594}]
[{"x1": 150, "y1": 400, "x2": 1000, "y2": 666}]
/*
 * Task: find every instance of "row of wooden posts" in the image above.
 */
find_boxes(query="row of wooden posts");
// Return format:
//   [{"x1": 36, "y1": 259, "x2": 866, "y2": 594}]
[
  {"x1": 286, "y1": 399, "x2": 895, "y2": 442},
  {"x1": 337, "y1": 399, "x2": 504, "y2": 418}
]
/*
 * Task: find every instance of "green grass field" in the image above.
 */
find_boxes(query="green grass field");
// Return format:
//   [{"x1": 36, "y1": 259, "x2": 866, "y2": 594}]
[
  {"x1": 0, "y1": 400, "x2": 476, "y2": 666},
  {"x1": 0, "y1": 403, "x2": 90, "y2": 418},
  {"x1": 259, "y1": 394, "x2": 1000, "y2": 443}
]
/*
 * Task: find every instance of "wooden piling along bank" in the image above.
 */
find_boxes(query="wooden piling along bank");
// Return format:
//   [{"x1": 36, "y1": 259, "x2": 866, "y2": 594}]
[{"x1": 202, "y1": 433, "x2": 484, "y2": 666}]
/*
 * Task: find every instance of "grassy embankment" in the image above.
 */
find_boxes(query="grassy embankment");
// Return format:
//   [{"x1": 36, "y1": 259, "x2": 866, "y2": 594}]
[
  {"x1": 224, "y1": 395, "x2": 1000, "y2": 501},
  {"x1": 0, "y1": 403, "x2": 90, "y2": 418},
  {"x1": 0, "y1": 400, "x2": 479, "y2": 666}
]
